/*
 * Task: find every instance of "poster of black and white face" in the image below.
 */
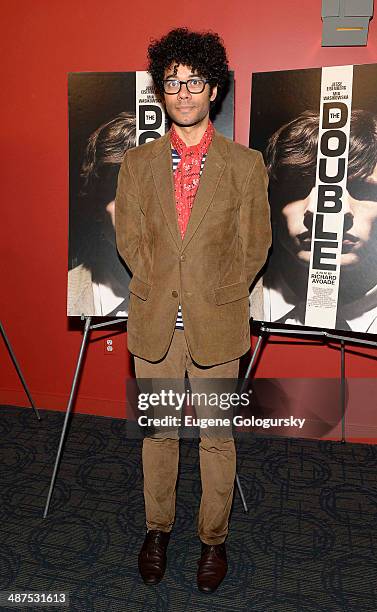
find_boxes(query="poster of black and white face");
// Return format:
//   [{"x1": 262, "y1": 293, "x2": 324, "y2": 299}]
[
  {"x1": 68, "y1": 71, "x2": 235, "y2": 317},
  {"x1": 250, "y1": 63, "x2": 377, "y2": 335}
]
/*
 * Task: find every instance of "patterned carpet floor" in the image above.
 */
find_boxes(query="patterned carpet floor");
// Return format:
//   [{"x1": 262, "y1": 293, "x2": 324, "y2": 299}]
[{"x1": 1, "y1": 404, "x2": 377, "y2": 611}]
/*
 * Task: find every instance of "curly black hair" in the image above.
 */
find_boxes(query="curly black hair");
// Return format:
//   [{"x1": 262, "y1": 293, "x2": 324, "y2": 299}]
[{"x1": 147, "y1": 28, "x2": 229, "y2": 98}]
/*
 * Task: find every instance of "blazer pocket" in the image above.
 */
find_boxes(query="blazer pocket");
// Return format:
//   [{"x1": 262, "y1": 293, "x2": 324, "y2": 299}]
[
  {"x1": 129, "y1": 275, "x2": 152, "y2": 301},
  {"x1": 214, "y1": 280, "x2": 249, "y2": 305}
]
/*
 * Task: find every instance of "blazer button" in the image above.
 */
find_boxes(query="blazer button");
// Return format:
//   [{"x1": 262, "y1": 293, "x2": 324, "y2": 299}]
[
  {"x1": 172, "y1": 290, "x2": 178, "y2": 298},
  {"x1": 180, "y1": 255, "x2": 186, "y2": 262}
]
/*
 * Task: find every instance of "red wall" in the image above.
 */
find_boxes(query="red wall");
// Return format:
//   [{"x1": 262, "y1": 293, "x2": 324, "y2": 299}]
[{"x1": 1, "y1": 1, "x2": 377, "y2": 439}]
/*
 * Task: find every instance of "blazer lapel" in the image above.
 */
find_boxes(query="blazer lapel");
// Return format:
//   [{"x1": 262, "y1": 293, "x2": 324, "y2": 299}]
[
  {"x1": 150, "y1": 134, "x2": 182, "y2": 251},
  {"x1": 150, "y1": 129, "x2": 228, "y2": 253},
  {"x1": 181, "y1": 130, "x2": 227, "y2": 252}
]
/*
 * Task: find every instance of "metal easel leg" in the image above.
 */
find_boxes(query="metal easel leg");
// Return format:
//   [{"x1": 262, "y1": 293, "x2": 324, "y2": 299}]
[
  {"x1": 43, "y1": 316, "x2": 92, "y2": 518},
  {"x1": 340, "y1": 339, "x2": 346, "y2": 444},
  {"x1": 236, "y1": 329, "x2": 267, "y2": 513},
  {"x1": 243, "y1": 333, "x2": 265, "y2": 383},
  {"x1": 235, "y1": 473, "x2": 248, "y2": 513},
  {"x1": 0, "y1": 321, "x2": 40, "y2": 421}
]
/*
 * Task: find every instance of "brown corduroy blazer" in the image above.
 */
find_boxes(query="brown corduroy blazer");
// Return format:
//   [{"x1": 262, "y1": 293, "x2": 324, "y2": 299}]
[{"x1": 115, "y1": 129, "x2": 271, "y2": 366}]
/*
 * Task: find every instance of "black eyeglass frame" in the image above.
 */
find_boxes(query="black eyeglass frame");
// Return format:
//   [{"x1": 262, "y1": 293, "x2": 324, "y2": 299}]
[{"x1": 162, "y1": 78, "x2": 210, "y2": 95}]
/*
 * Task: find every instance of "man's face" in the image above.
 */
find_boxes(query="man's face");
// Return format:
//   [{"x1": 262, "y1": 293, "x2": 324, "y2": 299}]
[
  {"x1": 105, "y1": 199, "x2": 116, "y2": 244},
  {"x1": 95, "y1": 168, "x2": 118, "y2": 246},
  {"x1": 162, "y1": 63, "x2": 217, "y2": 128},
  {"x1": 276, "y1": 163, "x2": 377, "y2": 268}
]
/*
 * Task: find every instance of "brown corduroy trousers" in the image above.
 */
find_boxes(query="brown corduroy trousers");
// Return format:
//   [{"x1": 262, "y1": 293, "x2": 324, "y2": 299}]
[{"x1": 134, "y1": 330, "x2": 239, "y2": 545}]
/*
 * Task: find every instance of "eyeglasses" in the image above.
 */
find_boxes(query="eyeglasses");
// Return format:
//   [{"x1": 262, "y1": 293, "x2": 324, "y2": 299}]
[{"x1": 162, "y1": 78, "x2": 209, "y2": 95}]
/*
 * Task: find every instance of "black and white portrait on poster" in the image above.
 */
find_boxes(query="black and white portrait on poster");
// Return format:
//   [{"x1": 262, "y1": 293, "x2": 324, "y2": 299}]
[
  {"x1": 68, "y1": 71, "x2": 235, "y2": 317},
  {"x1": 250, "y1": 63, "x2": 377, "y2": 334}
]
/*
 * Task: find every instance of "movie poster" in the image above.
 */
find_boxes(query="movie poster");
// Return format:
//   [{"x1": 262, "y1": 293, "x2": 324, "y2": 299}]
[
  {"x1": 250, "y1": 63, "x2": 377, "y2": 334},
  {"x1": 68, "y1": 71, "x2": 235, "y2": 317}
]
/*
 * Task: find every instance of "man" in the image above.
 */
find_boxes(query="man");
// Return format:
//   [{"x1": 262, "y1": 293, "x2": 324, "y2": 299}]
[
  {"x1": 115, "y1": 28, "x2": 271, "y2": 592},
  {"x1": 68, "y1": 112, "x2": 136, "y2": 317},
  {"x1": 261, "y1": 109, "x2": 377, "y2": 333}
]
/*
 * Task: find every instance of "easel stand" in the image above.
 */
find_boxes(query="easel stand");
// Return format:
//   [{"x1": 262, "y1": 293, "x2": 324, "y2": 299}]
[
  {"x1": 243, "y1": 322, "x2": 377, "y2": 444},
  {"x1": 43, "y1": 315, "x2": 250, "y2": 517},
  {"x1": 43, "y1": 315, "x2": 126, "y2": 517},
  {"x1": 1, "y1": 321, "x2": 40, "y2": 421}
]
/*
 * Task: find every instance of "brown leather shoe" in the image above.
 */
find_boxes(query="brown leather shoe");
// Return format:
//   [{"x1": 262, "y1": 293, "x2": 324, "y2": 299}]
[
  {"x1": 197, "y1": 542, "x2": 228, "y2": 593},
  {"x1": 138, "y1": 530, "x2": 171, "y2": 584}
]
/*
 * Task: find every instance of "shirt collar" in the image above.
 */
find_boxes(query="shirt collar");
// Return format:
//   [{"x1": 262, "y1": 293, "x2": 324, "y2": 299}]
[{"x1": 92, "y1": 281, "x2": 128, "y2": 316}]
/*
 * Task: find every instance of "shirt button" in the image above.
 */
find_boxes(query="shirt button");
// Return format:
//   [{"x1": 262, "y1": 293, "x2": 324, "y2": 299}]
[{"x1": 172, "y1": 290, "x2": 178, "y2": 298}]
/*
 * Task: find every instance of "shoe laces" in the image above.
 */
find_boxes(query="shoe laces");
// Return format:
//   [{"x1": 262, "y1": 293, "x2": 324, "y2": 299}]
[{"x1": 146, "y1": 530, "x2": 168, "y2": 553}]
